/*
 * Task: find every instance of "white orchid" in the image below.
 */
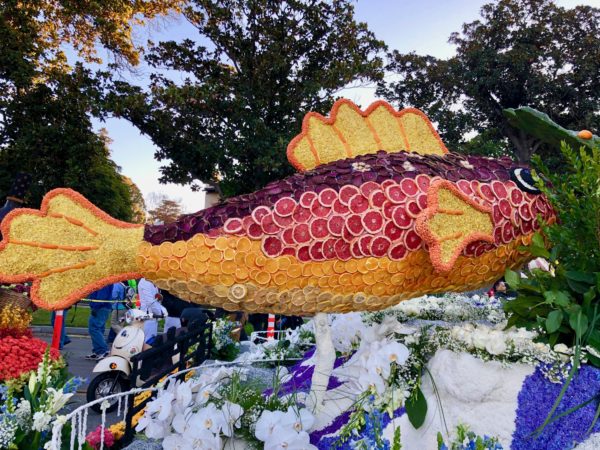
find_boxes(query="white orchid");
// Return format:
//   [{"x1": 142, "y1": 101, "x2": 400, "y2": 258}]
[
  {"x1": 279, "y1": 407, "x2": 315, "y2": 433},
  {"x1": 263, "y1": 427, "x2": 317, "y2": 450},
  {"x1": 220, "y1": 401, "x2": 244, "y2": 436},
  {"x1": 189, "y1": 403, "x2": 227, "y2": 435},
  {"x1": 255, "y1": 409, "x2": 286, "y2": 442}
]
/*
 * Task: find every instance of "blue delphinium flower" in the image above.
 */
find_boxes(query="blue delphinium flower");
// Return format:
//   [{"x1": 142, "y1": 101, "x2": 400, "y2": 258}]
[{"x1": 62, "y1": 376, "x2": 87, "y2": 394}]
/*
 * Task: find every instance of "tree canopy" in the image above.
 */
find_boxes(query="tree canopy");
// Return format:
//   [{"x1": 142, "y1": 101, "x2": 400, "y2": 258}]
[
  {"x1": 0, "y1": 0, "x2": 181, "y2": 218},
  {"x1": 107, "y1": 0, "x2": 386, "y2": 197},
  {"x1": 377, "y1": 0, "x2": 600, "y2": 164}
]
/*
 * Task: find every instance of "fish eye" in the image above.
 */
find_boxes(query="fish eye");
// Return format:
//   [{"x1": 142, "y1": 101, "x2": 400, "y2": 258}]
[{"x1": 510, "y1": 168, "x2": 541, "y2": 194}]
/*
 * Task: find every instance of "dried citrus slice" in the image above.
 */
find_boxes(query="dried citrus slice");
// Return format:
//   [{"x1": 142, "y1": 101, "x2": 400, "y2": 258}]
[
  {"x1": 255, "y1": 271, "x2": 271, "y2": 285},
  {"x1": 209, "y1": 249, "x2": 223, "y2": 263},
  {"x1": 309, "y1": 264, "x2": 324, "y2": 277},
  {"x1": 346, "y1": 214, "x2": 364, "y2": 236},
  {"x1": 235, "y1": 267, "x2": 249, "y2": 280},
  {"x1": 219, "y1": 274, "x2": 235, "y2": 286},
  {"x1": 255, "y1": 254, "x2": 267, "y2": 267},
  {"x1": 261, "y1": 213, "x2": 280, "y2": 235},
  {"x1": 404, "y1": 230, "x2": 422, "y2": 251},
  {"x1": 224, "y1": 218, "x2": 243, "y2": 234},
  {"x1": 388, "y1": 243, "x2": 407, "y2": 261},
  {"x1": 208, "y1": 263, "x2": 221, "y2": 275},
  {"x1": 214, "y1": 285, "x2": 229, "y2": 297},
  {"x1": 339, "y1": 185, "x2": 360, "y2": 205},
  {"x1": 415, "y1": 174, "x2": 431, "y2": 192},
  {"x1": 392, "y1": 206, "x2": 412, "y2": 229},
  {"x1": 334, "y1": 240, "x2": 352, "y2": 261},
  {"x1": 158, "y1": 259, "x2": 170, "y2": 271},
  {"x1": 143, "y1": 258, "x2": 159, "y2": 272},
  {"x1": 193, "y1": 260, "x2": 208, "y2": 274},
  {"x1": 195, "y1": 248, "x2": 210, "y2": 262},
  {"x1": 369, "y1": 190, "x2": 387, "y2": 208},
  {"x1": 245, "y1": 253, "x2": 257, "y2": 267},
  {"x1": 309, "y1": 241, "x2": 325, "y2": 261},
  {"x1": 272, "y1": 213, "x2": 293, "y2": 228},
  {"x1": 360, "y1": 181, "x2": 380, "y2": 198},
  {"x1": 332, "y1": 199, "x2": 350, "y2": 215},
  {"x1": 262, "y1": 235, "x2": 284, "y2": 257},
  {"x1": 251, "y1": 205, "x2": 271, "y2": 224},
  {"x1": 273, "y1": 272, "x2": 287, "y2": 286},
  {"x1": 309, "y1": 217, "x2": 329, "y2": 240},
  {"x1": 292, "y1": 223, "x2": 311, "y2": 244},
  {"x1": 385, "y1": 184, "x2": 406, "y2": 204},
  {"x1": 229, "y1": 284, "x2": 247, "y2": 300},
  {"x1": 221, "y1": 260, "x2": 237, "y2": 274},
  {"x1": 321, "y1": 239, "x2": 337, "y2": 259},
  {"x1": 158, "y1": 242, "x2": 173, "y2": 258},
  {"x1": 345, "y1": 259, "x2": 358, "y2": 273},
  {"x1": 278, "y1": 256, "x2": 292, "y2": 271},
  {"x1": 362, "y1": 210, "x2": 384, "y2": 234},
  {"x1": 370, "y1": 236, "x2": 391, "y2": 257},
  {"x1": 362, "y1": 272, "x2": 376, "y2": 285},
  {"x1": 318, "y1": 188, "x2": 338, "y2": 207},
  {"x1": 274, "y1": 197, "x2": 297, "y2": 217},
  {"x1": 300, "y1": 191, "x2": 318, "y2": 208},
  {"x1": 297, "y1": 246, "x2": 311, "y2": 262},
  {"x1": 349, "y1": 194, "x2": 369, "y2": 214},
  {"x1": 400, "y1": 178, "x2": 419, "y2": 197},
  {"x1": 292, "y1": 206, "x2": 311, "y2": 223},
  {"x1": 327, "y1": 215, "x2": 345, "y2": 236},
  {"x1": 264, "y1": 258, "x2": 279, "y2": 274},
  {"x1": 168, "y1": 259, "x2": 180, "y2": 271},
  {"x1": 365, "y1": 257, "x2": 379, "y2": 271},
  {"x1": 405, "y1": 200, "x2": 421, "y2": 218},
  {"x1": 287, "y1": 264, "x2": 302, "y2": 278}
]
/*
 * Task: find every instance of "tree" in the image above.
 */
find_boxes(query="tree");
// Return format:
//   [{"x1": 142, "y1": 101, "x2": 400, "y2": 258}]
[
  {"x1": 0, "y1": 1, "x2": 182, "y2": 218},
  {"x1": 107, "y1": 0, "x2": 386, "y2": 197},
  {"x1": 0, "y1": 69, "x2": 135, "y2": 220},
  {"x1": 123, "y1": 176, "x2": 147, "y2": 223},
  {"x1": 146, "y1": 194, "x2": 183, "y2": 224},
  {"x1": 377, "y1": 0, "x2": 600, "y2": 163}
]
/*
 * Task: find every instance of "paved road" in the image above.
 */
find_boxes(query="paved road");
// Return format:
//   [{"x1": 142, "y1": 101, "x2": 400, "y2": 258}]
[{"x1": 36, "y1": 330, "x2": 121, "y2": 432}]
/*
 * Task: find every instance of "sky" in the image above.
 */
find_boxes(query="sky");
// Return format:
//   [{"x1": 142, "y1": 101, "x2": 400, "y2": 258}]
[{"x1": 95, "y1": 0, "x2": 600, "y2": 213}]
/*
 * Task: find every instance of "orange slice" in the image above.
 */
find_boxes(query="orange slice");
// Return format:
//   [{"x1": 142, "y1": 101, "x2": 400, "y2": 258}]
[
  {"x1": 255, "y1": 255, "x2": 267, "y2": 267},
  {"x1": 142, "y1": 258, "x2": 158, "y2": 272},
  {"x1": 310, "y1": 264, "x2": 324, "y2": 277},
  {"x1": 223, "y1": 248, "x2": 236, "y2": 260},
  {"x1": 208, "y1": 263, "x2": 221, "y2": 275},
  {"x1": 351, "y1": 275, "x2": 363, "y2": 287},
  {"x1": 255, "y1": 271, "x2": 271, "y2": 285},
  {"x1": 264, "y1": 259, "x2": 279, "y2": 274},
  {"x1": 158, "y1": 242, "x2": 173, "y2": 258},
  {"x1": 215, "y1": 236, "x2": 229, "y2": 251},
  {"x1": 180, "y1": 260, "x2": 195, "y2": 273},
  {"x1": 318, "y1": 276, "x2": 329, "y2": 288},
  {"x1": 138, "y1": 242, "x2": 152, "y2": 256},
  {"x1": 168, "y1": 259, "x2": 181, "y2": 271},
  {"x1": 209, "y1": 249, "x2": 223, "y2": 263},
  {"x1": 356, "y1": 259, "x2": 369, "y2": 274},
  {"x1": 362, "y1": 272, "x2": 376, "y2": 286},
  {"x1": 345, "y1": 259, "x2": 358, "y2": 273},
  {"x1": 193, "y1": 260, "x2": 208, "y2": 274},
  {"x1": 287, "y1": 264, "x2": 302, "y2": 278},
  {"x1": 302, "y1": 264, "x2": 312, "y2": 277},
  {"x1": 189, "y1": 234, "x2": 206, "y2": 248},
  {"x1": 278, "y1": 256, "x2": 292, "y2": 271},
  {"x1": 333, "y1": 260, "x2": 346, "y2": 274},
  {"x1": 365, "y1": 257, "x2": 379, "y2": 271},
  {"x1": 339, "y1": 273, "x2": 352, "y2": 285},
  {"x1": 214, "y1": 285, "x2": 229, "y2": 297},
  {"x1": 172, "y1": 241, "x2": 188, "y2": 258},
  {"x1": 196, "y1": 248, "x2": 210, "y2": 262},
  {"x1": 221, "y1": 260, "x2": 237, "y2": 274},
  {"x1": 235, "y1": 267, "x2": 249, "y2": 280},
  {"x1": 219, "y1": 274, "x2": 235, "y2": 286},
  {"x1": 321, "y1": 260, "x2": 334, "y2": 275},
  {"x1": 236, "y1": 236, "x2": 252, "y2": 252},
  {"x1": 372, "y1": 283, "x2": 387, "y2": 296},
  {"x1": 273, "y1": 272, "x2": 288, "y2": 286}
]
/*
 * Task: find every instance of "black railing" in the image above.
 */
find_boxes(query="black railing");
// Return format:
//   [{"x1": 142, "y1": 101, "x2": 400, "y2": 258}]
[{"x1": 122, "y1": 322, "x2": 212, "y2": 444}]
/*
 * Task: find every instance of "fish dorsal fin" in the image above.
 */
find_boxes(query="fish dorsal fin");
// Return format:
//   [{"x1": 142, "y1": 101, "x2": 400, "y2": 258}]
[{"x1": 287, "y1": 99, "x2": 448, "y2": 171}]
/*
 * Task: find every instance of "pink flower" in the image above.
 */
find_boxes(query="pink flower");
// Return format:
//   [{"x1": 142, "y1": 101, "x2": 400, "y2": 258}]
[{"x1": 85, "y1": 425, "x2": 114, "y2": 449}]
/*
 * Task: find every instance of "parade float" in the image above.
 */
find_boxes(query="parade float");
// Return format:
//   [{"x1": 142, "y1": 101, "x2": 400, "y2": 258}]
[{"x1": 0, "y1": 100, "x2": 598, "y2": 450}]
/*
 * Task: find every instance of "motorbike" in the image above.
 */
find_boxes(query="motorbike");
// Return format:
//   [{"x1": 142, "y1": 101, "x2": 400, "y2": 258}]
[{"x1": 86, "y1": 308, "x2": 168, "y2": 412}]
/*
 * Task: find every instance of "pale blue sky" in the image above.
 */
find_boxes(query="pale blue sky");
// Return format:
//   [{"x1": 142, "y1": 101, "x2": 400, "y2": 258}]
[{"x1": 94, "y1": 0, "x2": 599, "y2": 213}]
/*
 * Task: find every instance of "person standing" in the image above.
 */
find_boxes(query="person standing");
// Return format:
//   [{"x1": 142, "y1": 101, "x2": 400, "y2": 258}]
[
  {"x1": 85, "y1": 285, "x2": 113, "y2": 360},
  {"x1": 138, "y1": 278, "x2": 167, "y2": 343},
  {"x1": 107, "y1": 281, "x2": 128, "y2": 344}
]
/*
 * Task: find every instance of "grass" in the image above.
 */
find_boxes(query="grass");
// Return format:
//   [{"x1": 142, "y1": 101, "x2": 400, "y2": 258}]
[{"x1": 31, "y1": 305, "x2": 110, "y2": 328}]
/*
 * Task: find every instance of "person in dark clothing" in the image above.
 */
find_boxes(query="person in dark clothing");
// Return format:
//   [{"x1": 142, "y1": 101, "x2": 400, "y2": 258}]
[
  {"x1": 161, "y1": 290, "x2": 198, "y2": 331},
  {"x1": 86, "y1": 285, "x2": 113, "y2": 360},
  {"x1": 276, "y1": 315, "x2": 305, "y2": 330}
]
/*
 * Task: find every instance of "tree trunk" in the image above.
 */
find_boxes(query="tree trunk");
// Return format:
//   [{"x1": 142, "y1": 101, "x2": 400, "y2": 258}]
[{"x1": 504, "y1": 125, "x2": 536, "y2": 163}]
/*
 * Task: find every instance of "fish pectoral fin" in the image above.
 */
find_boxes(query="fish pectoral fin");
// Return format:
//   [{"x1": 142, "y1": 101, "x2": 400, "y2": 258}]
[
  {"x1": 0, "y1": 188, "x2": 144, "y2": 310},
  {"x1": 416, "y1": 180, "x2": 495, "y2": 272}
]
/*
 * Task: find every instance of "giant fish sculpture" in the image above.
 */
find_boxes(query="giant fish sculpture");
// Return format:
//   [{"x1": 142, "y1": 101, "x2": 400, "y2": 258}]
[{"x1": 0, "y1": 100, "x2": 555, "y2": 313}]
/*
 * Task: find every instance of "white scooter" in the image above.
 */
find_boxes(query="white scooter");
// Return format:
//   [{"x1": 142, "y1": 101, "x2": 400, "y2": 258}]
[{"x1": 86, "y1": 309, "x2": 167, "y2": 412}]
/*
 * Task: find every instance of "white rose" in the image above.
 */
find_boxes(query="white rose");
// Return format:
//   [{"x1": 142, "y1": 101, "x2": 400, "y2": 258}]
[
  {"x1": 485, "y1": 332, "x2": 507, "y2": 355},
  {"x1": 554, "y1": 343, "x2": 569, "y2": 354},
  {"x1": 471, "y1": 329, "x2": 489, "y2": 350}
]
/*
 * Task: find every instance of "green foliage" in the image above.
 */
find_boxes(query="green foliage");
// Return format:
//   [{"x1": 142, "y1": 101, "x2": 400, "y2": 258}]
[
  {"x1": 0, "y1": 0, "x2": 136, "y2": 220},
  {"x1": 405, "y1": 386, "x2": 427, "y2": 428},
  {"x1": 437, "y1": 424, "x2": 502, "y2": 450},
  {"x1": 107, "y1": 0, "x2": 386, "y2": 197},
  {"x1": 532, "y1": 143, "x2": 600, "y2": 271},
  {"x1": 378, "y1": 0, "x2": 600, "y2": 164}
]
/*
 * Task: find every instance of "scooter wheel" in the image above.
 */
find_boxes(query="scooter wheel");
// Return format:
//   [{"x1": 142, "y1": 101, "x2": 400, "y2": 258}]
[{"x1": 87, "y1": 372, "x2": 130, "y2": 413}]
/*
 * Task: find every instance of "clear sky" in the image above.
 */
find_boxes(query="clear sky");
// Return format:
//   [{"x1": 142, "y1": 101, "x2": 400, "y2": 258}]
[{"x1": 95, "y1": 0, "x2": 600, "y2": 213}]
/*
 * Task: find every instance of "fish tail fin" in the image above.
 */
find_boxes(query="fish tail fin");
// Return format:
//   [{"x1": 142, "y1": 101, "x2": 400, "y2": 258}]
[{"x1": 0, "y1": 188, "x2": 144, "y2": 310}]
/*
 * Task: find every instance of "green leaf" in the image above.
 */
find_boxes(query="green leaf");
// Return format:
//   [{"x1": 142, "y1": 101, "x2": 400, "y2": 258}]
[
  {"x1": 532, "y1": 232, "x2": 546, "y2": 249},
  {"x1": 546, "y1": 310, "x2": 563, "y2": 333},
  {"x1": 566, "y1": 271, "x2": 596, "y2": 284},
  {"x1": 406, "y1": 386, "x2": 428, "y2": 428},
  {"x1": 569, "y1": 311, "x2": 589, "y2": 337},
  {"x1": 568, "y1": 279, "x2": 592, "y2": 294},
  {"x1": 504, "y1": 269, "x2": 520, "y2": 289}
]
